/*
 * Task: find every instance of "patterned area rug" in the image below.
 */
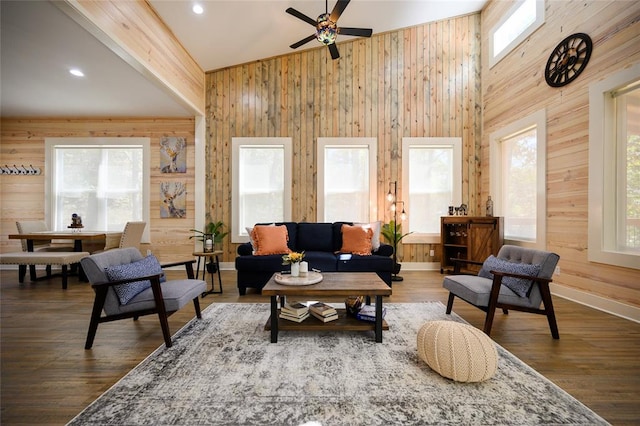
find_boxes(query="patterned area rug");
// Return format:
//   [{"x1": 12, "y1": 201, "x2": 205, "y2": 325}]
[{"x1": 68, "y1": 302, "x2": 608, "y2": 425}]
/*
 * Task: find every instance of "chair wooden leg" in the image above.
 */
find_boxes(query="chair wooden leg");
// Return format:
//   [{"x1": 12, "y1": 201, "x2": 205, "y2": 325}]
[
  {"x1": 446, "y1": 292, "x2": 455, "y2": 314},
  {"x1": 29, "y1": 264, "x2": 37, "y2": 281},
  {"x1": 484, "y1": 277, "x2": 503, "y2": 336},
  {"x1": 483, "y1": 310, "x2": 496, "y2": 336},
  {"x1": 61, "y1": 265, "x2": 68, "y2": 289},
  {"x1": 85, "y1": 288, "x2": 108, "y2": 349},
  {"x1": 157, "y1": 312, "x2": 172, "y2": 348},
  {"x1": 18, "y1": 265, "x2": 26, "y2": 283},
  {"x1": 46, "y1": 265, "x2": 52, "y2": 277},
  {"x1": 150, "y1": 279, "x2": 172, "y2": 348},
  {"x1": 193, "y1": 297, "x2": 202, "y2": 319},
  {"x1": 539, "y1": 283, "x2": 560, "y2": 339}
]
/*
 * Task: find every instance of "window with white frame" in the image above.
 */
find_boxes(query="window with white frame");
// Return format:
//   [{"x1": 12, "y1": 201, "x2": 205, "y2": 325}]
[
  {"x1": 317, "y1": 138, "x2": 377, "y2": 223},
  {"x1": 589, "y1": 64, "x2": 640, "y2": 270},
  {"x1": 489, "y1": 0, "x2": 544, "y2": 68},
  {"x1": 401, "y1": 137, "x2": 462, "y2": 244},
  {"x1": 490, "y1": 110, "x2": 546, "y2": 247},
  {"x1": 45, "y1": 138, "x2": 151, "y2": 242},
  {"x1": 231, "y1": 137, "x2": 292, "y2": 243}
]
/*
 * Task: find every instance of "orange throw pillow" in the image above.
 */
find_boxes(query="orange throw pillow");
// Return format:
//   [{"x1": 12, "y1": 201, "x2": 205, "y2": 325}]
[
  {"x1": 340, "y1": 224, "x2": 373, "y2": 256},
  {"x1": 251, "y1": 225, "x2": 291, "y2": 255}
]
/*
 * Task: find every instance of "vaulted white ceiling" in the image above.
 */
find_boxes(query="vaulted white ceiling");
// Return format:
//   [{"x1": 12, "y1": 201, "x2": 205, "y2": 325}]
[{"x1": 0, "y1": 0, "x2": 486, "y2": 118}]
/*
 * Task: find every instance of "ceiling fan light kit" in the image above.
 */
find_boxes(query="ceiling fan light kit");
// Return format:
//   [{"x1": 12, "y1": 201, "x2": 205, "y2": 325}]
[{"x1": 286, "y1": 0, "x2": 373, "y2": 60}]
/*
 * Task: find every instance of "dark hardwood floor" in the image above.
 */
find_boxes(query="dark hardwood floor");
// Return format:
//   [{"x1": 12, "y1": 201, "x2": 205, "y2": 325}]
[{"x1": 1, "y1": 268, "x2": 639, "y2": 425}]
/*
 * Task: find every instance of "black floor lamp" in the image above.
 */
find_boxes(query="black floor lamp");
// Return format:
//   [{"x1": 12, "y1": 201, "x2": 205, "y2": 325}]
[{"x1": 387, "y1": 181, "x2": 406, "y2": 282}]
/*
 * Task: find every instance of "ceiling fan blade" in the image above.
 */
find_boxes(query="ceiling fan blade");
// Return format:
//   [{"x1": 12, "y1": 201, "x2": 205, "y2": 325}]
[
  {"x1": 286, "y1": 7, "x2": 318, "y2": 27},
  {"x1": 328, "y1": 43, "x2": 340, "y2": 60},
  {"x1": 338, "y1": 27, "x2": 373, "y2": 37},
  {"x1": 329, "y1": 0, "x2": 350, "y2": 23},
  {"x1": 290, "y1": 34, "x2": 317, "y2": 49}
]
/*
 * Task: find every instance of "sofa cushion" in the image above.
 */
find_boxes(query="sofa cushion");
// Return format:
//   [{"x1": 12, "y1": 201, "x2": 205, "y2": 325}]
[
  {"x1": 302, "y1": 251, "x2": 340, "y2": 272},
  {"x1": 478, "y1": 255, "x2": 541, "y2": 297},
  {"x1": 332, "y1": 222, "x2": 352, "y2": 252},
  {"x1": 340, "y1": 224, "x2": 373, "y2": 255},
  {"x1": 252, "y1": 225, "x2": 291, "y2": 255},
  {"x1": 105, "y1": 255, "x2": 165, "y2": 305},
  {"x1": 337, "y1": 254, "x2": 394, "y2": 273},
  {"x1": 355, "y1": 221, "x2": 382, "y2": 251},
  {"x1": 246, "y1": 223, "x2": 274, "y2": 251},
  {"x1": 296, "y1": 223, "x2": 334, "y2": 252}
]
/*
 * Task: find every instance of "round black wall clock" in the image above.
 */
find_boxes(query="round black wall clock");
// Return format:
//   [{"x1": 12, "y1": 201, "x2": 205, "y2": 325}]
[{"x1": 545, "y1": 32, "x2": 593, "y2": 87}]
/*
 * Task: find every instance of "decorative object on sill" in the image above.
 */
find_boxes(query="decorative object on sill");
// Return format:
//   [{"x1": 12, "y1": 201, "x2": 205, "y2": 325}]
[
  {"x1": 486, "y1": 196, "x2": 494, "y2": 217},
  {"x1": 383, "y1": 181, "x2": 413, "y2": 282},
  {"x1": 160, "y1": 182, "x2": 186, "y2": 218},
  {"x1": 69, "y1": 213, "x2": 84, "y2": 230},
  {"x1": 459, "y1": 203, "x2": 468, "y2": 216},
  {"x1": 160, "y1": 137, "x2": 187, "y2": 173},
  {"x1": 545, "y1": 33, "x2": 592, "y2": 88},
  {"x1": 448, "y1": 205, "x2": 454, "y2": 216},
  {"x1": 1, "y1": 164, "x2": 41, "y2": 175}
]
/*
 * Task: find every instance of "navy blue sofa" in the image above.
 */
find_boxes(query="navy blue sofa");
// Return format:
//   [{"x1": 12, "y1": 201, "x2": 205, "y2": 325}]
[{"x1": 235, "y1": 222, "x2": 394, "y2": 295}]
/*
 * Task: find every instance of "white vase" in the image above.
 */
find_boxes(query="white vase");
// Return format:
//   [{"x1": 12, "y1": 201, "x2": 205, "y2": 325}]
[{"x1": 291, "y1": 262, "x2": 300, "y2": 277}]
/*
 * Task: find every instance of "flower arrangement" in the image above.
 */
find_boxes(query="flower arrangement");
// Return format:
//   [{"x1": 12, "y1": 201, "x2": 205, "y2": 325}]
[{"x1": 282, "y1": 251, "x2": 305, "y2": 265}]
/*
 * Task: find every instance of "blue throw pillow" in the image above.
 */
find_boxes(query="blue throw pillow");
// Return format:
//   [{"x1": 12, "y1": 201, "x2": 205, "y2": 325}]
[
  {"x1": 105, "y1": 255, "x2": 165, "y2": 305},
  {"x1": 478, "y1": 255, "x2": 541, "y2": 297}
]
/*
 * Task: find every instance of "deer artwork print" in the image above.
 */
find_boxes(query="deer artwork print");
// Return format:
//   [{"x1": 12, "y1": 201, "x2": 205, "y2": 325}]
[
  {"x1": 160, "y1": 137, "x2": 187, "y2": 173},
  {"x1": 160, "y1": 182, "x2": 187, "y2": 218}
]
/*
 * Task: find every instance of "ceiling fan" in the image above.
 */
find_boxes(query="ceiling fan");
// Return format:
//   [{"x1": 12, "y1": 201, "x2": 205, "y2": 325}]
[{"x1": 286, "y1": 0, "x2": 373, "y2": 60}]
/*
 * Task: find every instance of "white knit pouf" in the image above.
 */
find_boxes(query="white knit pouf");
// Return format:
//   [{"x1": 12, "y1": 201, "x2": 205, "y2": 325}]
[{"x1": 417, "y1": 320, "x2": 498, "y2": 382}]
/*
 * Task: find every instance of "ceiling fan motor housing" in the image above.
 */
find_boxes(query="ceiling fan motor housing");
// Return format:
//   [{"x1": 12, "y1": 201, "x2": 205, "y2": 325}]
[{"x1": 316, "y1": 13, "x2": 337, "y2": 45}]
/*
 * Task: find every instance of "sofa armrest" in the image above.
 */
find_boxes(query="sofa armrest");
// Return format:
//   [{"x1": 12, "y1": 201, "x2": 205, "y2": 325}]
[{"x1": 237, "y1": 243, "x2": 253, "y2": 256}]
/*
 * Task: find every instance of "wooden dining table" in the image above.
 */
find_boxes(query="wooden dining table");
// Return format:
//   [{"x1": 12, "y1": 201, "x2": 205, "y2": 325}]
[{"x1": 8, "y1": 231, "x2": 123, "y2": 252}]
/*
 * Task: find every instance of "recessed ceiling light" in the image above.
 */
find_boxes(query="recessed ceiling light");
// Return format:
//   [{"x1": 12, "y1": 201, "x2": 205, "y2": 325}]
[
  {"x1": 192, "y1": 4, "x2": 204, "y2": 14},
  {"x1": 69, "y1": 68, "x2": 84, "y2": 77}
]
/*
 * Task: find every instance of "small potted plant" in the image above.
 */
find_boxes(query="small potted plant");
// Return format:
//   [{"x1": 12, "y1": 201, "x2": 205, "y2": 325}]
[
  {"x1": 190, "y1": 221, "x2": 229, "y2": 272},
  {"x1": 381, "y1": 220, "x2": 413, "y2": 277}
]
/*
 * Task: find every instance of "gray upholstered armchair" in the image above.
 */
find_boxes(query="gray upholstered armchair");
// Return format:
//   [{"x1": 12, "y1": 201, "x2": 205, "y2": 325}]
[
  {"x1": 80, "y1": 247, "x2": 206, "y2": 349},
  {"x1": 443, "y1": 245, "x2": 560, "y2": 339}
]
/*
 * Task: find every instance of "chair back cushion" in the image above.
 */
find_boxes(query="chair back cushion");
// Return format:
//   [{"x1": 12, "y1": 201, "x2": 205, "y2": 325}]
[
  {"x1": 488, "y1": 245, "x2": 560, "y2": 305},
  {"x1": 478, "y1": 255, "x2": 541, "y2": 297},
  {"x1": 16, "y1": 220, "x2": 51, "y2": 251},
  {"x1": 496, "y1": 245, "x2": 559, "y2": 279},
  {"x1": 81, "y1": 247, "x2": 145, "y2": 314},
  {"x1": 119, "y1": 221, "x2": 146, "y2": 248},
  {"x1": 105, "y1": 255, "x2": 165, "y2": 304}
]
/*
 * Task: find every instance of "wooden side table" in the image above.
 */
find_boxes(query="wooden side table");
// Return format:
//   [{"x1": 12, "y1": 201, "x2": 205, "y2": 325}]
[{"x1": 192, "y1": 250, "x2": 223, "y2": 296}]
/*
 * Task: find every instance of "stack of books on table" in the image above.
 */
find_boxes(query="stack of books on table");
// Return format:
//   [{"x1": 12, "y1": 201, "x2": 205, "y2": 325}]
[
  {"x1": 309, "y1": 302, "x2": 338, "y2": 323},
  {"x1": 356, "y1": 305, "x2": 387, "y2": 322},
  {"x1": 279, "y1": 301, "x2": 309, "y2": 323}
]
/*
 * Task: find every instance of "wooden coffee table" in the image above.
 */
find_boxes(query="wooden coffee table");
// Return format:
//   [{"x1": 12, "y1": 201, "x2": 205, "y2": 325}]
[{"x1": 262, "y1": 272, "x2": 392, "y2": 343}]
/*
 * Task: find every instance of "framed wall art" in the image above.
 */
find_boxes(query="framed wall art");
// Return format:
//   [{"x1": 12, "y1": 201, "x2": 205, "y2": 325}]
[{"x1": 160, "y1": 137, "x2": 187, "y2": 173}]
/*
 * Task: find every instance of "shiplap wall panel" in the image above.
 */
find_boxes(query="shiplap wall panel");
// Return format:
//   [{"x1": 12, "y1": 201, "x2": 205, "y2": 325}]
[
  {"x1": 481, "y1": 0, "x2": 640, "y2": 307},
  {"x1": 205, "y1": 14, "x2": 482, "y2": 264},
  {"x1": 0, "y1": 118, "x2": 196, "y2": 262}
]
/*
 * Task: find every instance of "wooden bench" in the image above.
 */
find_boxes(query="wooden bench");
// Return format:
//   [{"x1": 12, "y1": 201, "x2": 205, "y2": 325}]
[{"x1": 0, "y1": 251, "x2": 90, "y2": 289}]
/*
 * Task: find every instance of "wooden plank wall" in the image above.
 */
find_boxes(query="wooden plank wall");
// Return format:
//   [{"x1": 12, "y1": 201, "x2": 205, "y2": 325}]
[
  {"x1": 0, "y1": 118, "x2": 196, "y2": 262},
  {"x1": 481, "y1": 0, "x2": 640, "y2": 308},
  {"x1": 206, "y1": 13, "x2": 482, "y2": 264}
]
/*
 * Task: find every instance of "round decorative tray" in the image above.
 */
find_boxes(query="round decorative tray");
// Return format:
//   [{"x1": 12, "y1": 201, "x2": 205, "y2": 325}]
[{"x1": 274, "y1": 271, "x2": 323, "y2": 286}]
